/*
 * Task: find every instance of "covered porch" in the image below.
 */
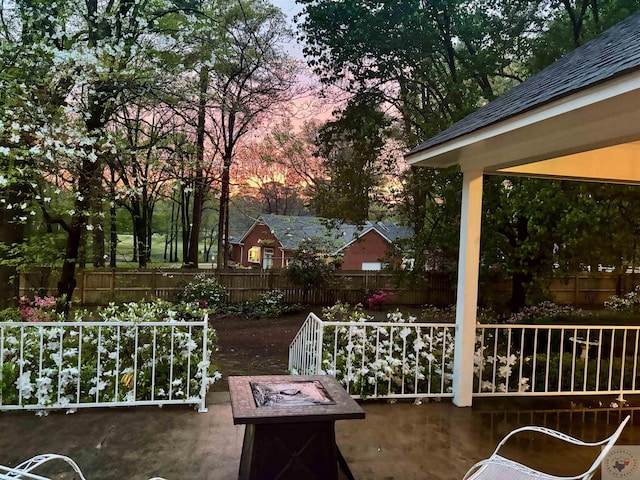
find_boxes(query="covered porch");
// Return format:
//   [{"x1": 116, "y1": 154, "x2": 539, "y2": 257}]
[
  {"x1": 405, "y1": 13, "x2": 640, "y2": 406},
  {"x1": 0, "y1": 392, "x2": 638, "y2": 480}
]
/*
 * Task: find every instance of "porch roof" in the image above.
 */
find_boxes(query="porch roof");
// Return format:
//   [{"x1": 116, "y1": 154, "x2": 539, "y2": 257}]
[{"x1": 405, "y1": 12, "x2": 640, "y2": 184}]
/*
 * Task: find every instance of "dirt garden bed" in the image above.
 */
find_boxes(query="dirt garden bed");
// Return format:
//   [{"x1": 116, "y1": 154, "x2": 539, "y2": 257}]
[
  {"x1": 208, "y1": 306, "x2": 424, "y2": 392},
  {"x1": 209, "y1": 310, "x2": 315, "y2": 391}
]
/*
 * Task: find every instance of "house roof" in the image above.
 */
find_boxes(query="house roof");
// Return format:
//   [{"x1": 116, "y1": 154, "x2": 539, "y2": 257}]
[
  {"x1": 333, "y1": 221, "x2": 413, "y2": 254},
  {"x1": 406, "y1": 11, "x2": 640, "y2": 160},
  {"x1": 236, "y1": 214, "x2": 413, "y2": 254}
]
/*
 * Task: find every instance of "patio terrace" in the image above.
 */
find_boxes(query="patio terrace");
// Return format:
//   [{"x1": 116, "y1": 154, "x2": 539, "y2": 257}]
[{"x1": 1, "y1": 391, "x2": 638, "y2": 480}]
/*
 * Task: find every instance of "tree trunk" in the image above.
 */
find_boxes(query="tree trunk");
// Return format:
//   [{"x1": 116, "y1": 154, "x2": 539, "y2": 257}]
[
  {"x1": 186, "y1": 67, "x2": 209, "y2": 268},
  {"x1": 130, "y1": 199, "x2": 148, "y2": 268},
  {"x1": 167, "y1": 198, "x2": 175, "y2": 262},
  {"x1": 57, "y1": 156, "x2": 99, "y2": 312},
  {"x1": 132, "y1": 229, "x2": 138, "y2": 262},
  {"x1": 181, "y1": 187, "x2": 191, "y2": 263},
  {"x1": 217, "y1": 158, "x2": 231, "y2": 271},
  {"x1": 0, "y1": 185, "x2": 26, "y2": 307},
  {"x1": 110, "y1": 198, "x2": 117, "y2": 268},
  {"x1": 510, "y1": 271, "x2": 532, "y2": 312},
  {"x1": 57, "y1": 224, "x2": 82, "y2": 313},
  {"x1": 173, "y1": 199, "x2": 180, "y2": 262},
  {"x1": 92, "y1": 210, "x2": 105, "y2": 267}
]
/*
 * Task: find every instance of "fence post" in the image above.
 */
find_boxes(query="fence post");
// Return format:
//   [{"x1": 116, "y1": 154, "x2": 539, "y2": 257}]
[
  {"x1": 151, "y1": 270, "x2": 157, "y2": 299},
  {"x1": 80, "y1": 270, "x2": 86, "y2": 305}
]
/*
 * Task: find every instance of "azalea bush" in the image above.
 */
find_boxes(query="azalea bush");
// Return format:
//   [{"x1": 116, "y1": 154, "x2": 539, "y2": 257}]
[
  {"x1": 179, "y1": 276, "x2": 298, "y2": 318},
  {"x1": 474, "y1": 329, "x2": 529, "y2": 393},
  {"x1": 18, "y1": 295, "x2": 59, "y2": 322},
  {"x1": 364, "y1": 290, "x2": 394, "y2": 310},
  {"x1": 0, "y1": 300, "x2": 220, "y2": 412},
  {"x1": 312, "y1": 301, "x2": 637, "y2": 398},
  {"x1": 177, "y1": 274, "x2": 228, "y2": 312},
  {"x1": 506, "y1": 301, "x2": 585, "y2": 324},
  {"x1": 604, "y1": 285, "x2": 640, "y2": 312},
  {"x1": 251, "y1": 290, "x2": 300, "y2": 317},
  {"x1": 318, "y1": 303, "x2": 454, "y2": 398}
]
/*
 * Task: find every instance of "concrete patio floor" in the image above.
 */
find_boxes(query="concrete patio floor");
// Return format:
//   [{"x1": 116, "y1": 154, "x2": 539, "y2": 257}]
[{"x1": 1, "y1": 392, "x2": 639, "y2": 480}]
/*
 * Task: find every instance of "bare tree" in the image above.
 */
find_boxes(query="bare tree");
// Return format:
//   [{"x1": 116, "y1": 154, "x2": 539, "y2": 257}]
[{"x1": 204, "y1": 0, "x2": 300, "y2": 269}]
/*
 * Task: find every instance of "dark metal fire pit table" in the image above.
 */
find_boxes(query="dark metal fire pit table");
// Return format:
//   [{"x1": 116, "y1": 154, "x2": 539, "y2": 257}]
[{"x1": 229, "y1": 374, "x2": 365, "y2": 480}]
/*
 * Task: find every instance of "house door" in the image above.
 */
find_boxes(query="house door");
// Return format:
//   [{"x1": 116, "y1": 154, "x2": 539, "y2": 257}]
[{"x1": 262, "y1": 248, "x2": 274, "y2": 269}]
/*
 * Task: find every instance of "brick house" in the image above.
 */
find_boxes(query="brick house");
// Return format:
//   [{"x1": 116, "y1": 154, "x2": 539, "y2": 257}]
[{"x1": 230, "y1": 214, "x2": 413, "y2": 270}]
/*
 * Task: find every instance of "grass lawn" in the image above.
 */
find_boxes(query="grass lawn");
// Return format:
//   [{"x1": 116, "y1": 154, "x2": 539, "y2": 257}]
[{"x1": 115, "y1": 234, "x2": 215, "y2": 267}]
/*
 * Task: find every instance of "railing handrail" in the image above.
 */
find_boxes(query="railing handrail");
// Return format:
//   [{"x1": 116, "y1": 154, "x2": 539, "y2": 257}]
[
  {"x1": 478, "y1": 323, "x2": 640, "y2": 330},
  {"x1": 302, "y1": 319, "x2": 455, "y2": 329},
  {"x1": 288, "y1": 312, "x2": 323, "y2": 347},
  {"x1": 0, "y1": 320, "x2": 207, "y2": 327}
]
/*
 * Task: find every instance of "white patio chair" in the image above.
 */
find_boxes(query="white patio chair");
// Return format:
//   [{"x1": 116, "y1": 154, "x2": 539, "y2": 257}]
[
  {"x1": 463, "y1": 414, "x2": 630, "y2": 480},
  {"x1": 0, "y1": 453, "x2": 167, "y2": 480}
]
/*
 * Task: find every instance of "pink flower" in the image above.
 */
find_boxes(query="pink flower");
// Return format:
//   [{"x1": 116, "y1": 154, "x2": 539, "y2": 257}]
[
  {"x1": 18, "y1": 296, "x2": 57, "y2": 322},
  {"x1": 364, "y1": 290, "x2": 394, "y2": 310}
]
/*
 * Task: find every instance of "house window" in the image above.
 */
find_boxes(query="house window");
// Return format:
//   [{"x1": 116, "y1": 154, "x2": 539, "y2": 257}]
[
  {"x1": 248, "y1": 246, "x2": 260, "y2": 264},
  {"x1": 262, "y1": 248, "x2": 274, "y2": 270},
  {"x1": 361, "y1": 262, "x2": 383, "y2": 271}
]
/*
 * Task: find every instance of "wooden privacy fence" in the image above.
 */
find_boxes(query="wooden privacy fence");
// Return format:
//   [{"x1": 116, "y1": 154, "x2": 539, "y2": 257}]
[
  {"x1": 482, "y1": 273, "x2": 640, "y2": 308},
  {"x1": 19, "y1": 270, "x2": 637, "y2": 308},
  {"x1": 19, "y1": 269, "x2": 455, "y2": 307}
]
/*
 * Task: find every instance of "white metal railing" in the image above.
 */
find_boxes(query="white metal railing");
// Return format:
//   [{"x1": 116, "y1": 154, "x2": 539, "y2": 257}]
[
  {"x1": 290, "y1": 314, "x2": 640, "y2": 400},
  {"x1": 289, "y1": 313, "x2": 455, "y2": 399},
  {"x1": 475, "y1": 324, "x2": 640, "y2": 397},
  {"x1": 0, "y1": 316, "x2": 211, "y2": 412}
]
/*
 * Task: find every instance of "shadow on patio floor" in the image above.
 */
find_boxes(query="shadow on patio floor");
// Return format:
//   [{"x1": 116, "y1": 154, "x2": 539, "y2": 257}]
[{"x1": 1, "y1": 392, "x2": 638, "y2": 480}]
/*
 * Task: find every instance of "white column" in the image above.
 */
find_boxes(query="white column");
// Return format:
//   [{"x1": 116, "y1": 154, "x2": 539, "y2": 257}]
[{"x1": 453, "y1": 169, "x2": 484, "y2": 407}]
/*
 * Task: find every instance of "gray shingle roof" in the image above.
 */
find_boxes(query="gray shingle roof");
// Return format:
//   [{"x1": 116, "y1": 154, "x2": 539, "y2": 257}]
[
  {"x1": 257, "y1": 214, "x2": 412, "y2": 253},
  {"x1": 406, "y1": 12, "x2": 640, "y2": 158}
]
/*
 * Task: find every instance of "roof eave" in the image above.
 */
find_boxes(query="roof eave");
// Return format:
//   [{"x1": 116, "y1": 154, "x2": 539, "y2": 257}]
[{"x1": 405, "y1": 70, "x2": 640, "y2": 172}]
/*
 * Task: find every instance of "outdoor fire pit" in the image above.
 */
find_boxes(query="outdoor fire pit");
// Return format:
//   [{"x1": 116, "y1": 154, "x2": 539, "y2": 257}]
[{"x1": 229, "y1": 375, "x2": 365, "y2": 480}]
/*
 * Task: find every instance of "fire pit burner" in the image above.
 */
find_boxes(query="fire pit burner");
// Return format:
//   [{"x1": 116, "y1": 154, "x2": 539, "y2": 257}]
[{"x1": 250, "y1": 380, "x2": 336, "y2": 407}]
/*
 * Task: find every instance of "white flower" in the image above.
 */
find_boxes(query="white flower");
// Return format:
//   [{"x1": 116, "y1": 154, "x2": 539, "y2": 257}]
[{"x1": 15, "y1": 371, "x2": 34, "y2": 399}]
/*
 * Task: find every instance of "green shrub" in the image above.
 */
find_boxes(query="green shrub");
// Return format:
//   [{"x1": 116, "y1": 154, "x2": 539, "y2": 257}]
[
  {"x1": 177, "y1": 274, "x2": 227, "y2": 312},
  {"x1": 251, "y1": 290, "x2": 300, "y2": 317}
]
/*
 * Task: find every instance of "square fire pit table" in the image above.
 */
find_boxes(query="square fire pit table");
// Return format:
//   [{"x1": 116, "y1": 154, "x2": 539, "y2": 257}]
[{"x1": 229, "y1": 375, "x2": 365, "y2": 480}]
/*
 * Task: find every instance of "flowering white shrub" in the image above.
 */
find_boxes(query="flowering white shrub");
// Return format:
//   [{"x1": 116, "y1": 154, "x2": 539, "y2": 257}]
[
  {"x1": 178, "y1": 274, "x2": 228, "y2": 311},
  {"x1": 319, "y1": 303, "x2": 454, "y2": 398},
  {"x1": 506, "y1": 301, "x2": 584, "y2": 323},
  {"x1": 252, "y1": 290, "x2": 299, "y2": 317},
  {"x1": 0, "y1": 300, "x2": 220, "y2": 412},
  {"x1": 604, "y1": 285, "x2": 640, "y2": 311}
]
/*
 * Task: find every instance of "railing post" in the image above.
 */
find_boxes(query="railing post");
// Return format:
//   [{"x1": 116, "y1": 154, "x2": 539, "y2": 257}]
[
  {"x1": 315, "y1": 316, "x2": 324, "y2": 374},
  {"x1": 199, "y1": 314, "x2": 209, "y2": 413}
]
